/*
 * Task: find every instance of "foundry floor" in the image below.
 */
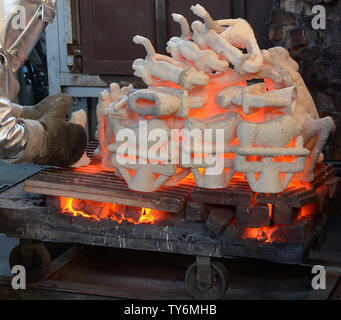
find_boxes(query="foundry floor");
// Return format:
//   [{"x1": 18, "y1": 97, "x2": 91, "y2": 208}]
[{"x1": 0, "y1": 160, "x2": 341, "y2": 299}]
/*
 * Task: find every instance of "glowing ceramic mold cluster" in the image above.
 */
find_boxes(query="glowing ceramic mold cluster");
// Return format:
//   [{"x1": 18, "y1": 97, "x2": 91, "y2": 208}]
[{"x1": 94, "y1": 4, "x2": 335, "y2": 194}]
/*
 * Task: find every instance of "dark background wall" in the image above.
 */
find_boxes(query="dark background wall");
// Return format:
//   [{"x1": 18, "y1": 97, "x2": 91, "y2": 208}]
[
  {"x1": 79, "y1": 0, "x2": 273, "y2": 75},
  {"x1": 268, "y1": 0, "x2": 341, "y2": 160}
]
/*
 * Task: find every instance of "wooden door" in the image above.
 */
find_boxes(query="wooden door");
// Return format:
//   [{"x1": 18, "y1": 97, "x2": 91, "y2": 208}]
[
  {"x1": 79, "y1": 0, "x2": 274, "y2": 76},
  {"x1": 80, "y1": 0, "x2": 156, "y2": 75}
]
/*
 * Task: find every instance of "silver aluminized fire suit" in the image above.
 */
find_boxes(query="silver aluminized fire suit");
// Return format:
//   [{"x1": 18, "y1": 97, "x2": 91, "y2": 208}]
[{"x1": 0, "y1": 0, "x2": 86, "y2": 166}]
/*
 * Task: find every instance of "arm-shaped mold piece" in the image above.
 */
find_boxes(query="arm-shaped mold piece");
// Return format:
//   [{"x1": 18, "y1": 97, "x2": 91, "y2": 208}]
[
  {"x1": 300, "y1": 116, "x2": 336, "y2": 182},
  {"x1": 261, "y1": 47, "x2": 318, "y2": 119},
  {"x1": 132, "y1": 35, "x2": 209, "y2": 90},
  {"x1": 167, "y1": 14, "x2": 228, "y2": 73},
  {"x1": 172, "y1": 13, "x2": 191, "y2": 40},
  {"x1": 216, "y1": 85, "x2": 248, "y2": 108},
  {"x1": 106, "y1": 90, "x2": 135, "y2": 121},
  {"x1": 95, "y1": 83, "x2": 133, "y2": 159},
  {"x1": 232, "y1": 84, "x2": 298, "y2": 115},
  {"x1": 219, "y1": 18, "x2": 262, "y2": 63},
  {"x1": 128, "y1": 86, "x2": 207, "y2": 118},
  {"x1": 190, "y1": 4, "x2": 263, "y2": 74},
  {"x1": 190, "y1": 4, "x2": 226, "y2": 32},
  {"x1": 167, "y1": 37, "x2": 228, "y2": 73},
  {"x1": 192, "y1": 4, "x2": 262, "y2": 63}
]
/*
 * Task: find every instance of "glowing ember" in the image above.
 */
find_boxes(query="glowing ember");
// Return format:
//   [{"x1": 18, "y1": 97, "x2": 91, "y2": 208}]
[
  {"x1": 240, "y1": 225, "x2": 278, "y2": 243},
  {"x1": 297, "y1": 202, "x2": 318, "y2": 220},
  {"x1": 59, "y1": 197, "x2": 158, "y2": 225},
  {"x1": 240, "y1": 201, "x2": 318, "y2": 244}
]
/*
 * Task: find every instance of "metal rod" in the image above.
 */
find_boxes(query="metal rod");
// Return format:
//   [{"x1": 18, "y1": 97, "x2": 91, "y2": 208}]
[{"x1": 155, "y1": 0, "x2": 167, "y2": 54}]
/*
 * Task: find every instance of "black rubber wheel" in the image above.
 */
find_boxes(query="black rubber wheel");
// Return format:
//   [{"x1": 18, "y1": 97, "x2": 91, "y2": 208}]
[
  {"x1": 185, "y1": 261, "x2": 229, "y2": 300},
  {"x1": 9, "y1": 242, "x2": 51, "y2": 283}
]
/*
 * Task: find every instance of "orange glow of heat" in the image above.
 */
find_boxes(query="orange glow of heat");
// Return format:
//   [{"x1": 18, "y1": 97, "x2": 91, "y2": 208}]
[
  {"x1": 240, "y1": 225, "x2": 278, "y2": 243},
  {"x1": 59, "y1": 197, "x2": 158, "y2": 225},
  {"x1": 72, "y1": 163, "x2": 107, "y2": 174},
  {"x1": 287, "y1": 179, "x2": 311, "y2": 190},
  {"x1": 95, "y1": 72, "x2": 310, "y2": 192},
  {"x1": 296, "y1": 202, "x2": 317, "y2": 220},
  {"x1": 240, "y1": 201, "x2": 317, "y2": 244},
  {"x1": 92, "y1": 71, "x2": 315, "y2": 233},
  {"x1": 268, "y1": 204, "x2": 273, "y2": 220}
]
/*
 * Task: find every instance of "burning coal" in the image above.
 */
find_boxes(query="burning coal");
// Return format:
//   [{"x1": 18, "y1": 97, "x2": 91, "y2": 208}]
[{"x1": 59, "y1": 197, "x2": 158, "y2": 225}]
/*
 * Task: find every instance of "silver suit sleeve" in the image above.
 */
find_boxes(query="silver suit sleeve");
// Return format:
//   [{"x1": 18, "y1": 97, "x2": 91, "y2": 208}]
[{"x1": 0, "y1": 94, "x2": 27, "y2": 160}]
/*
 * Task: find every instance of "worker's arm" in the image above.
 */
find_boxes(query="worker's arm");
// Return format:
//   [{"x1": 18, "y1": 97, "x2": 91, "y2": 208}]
[
  {"x1": 0, "y1": 93, "x2": 31, "y2": 161},
  {"x1": 0, "y1": 91, "x2": 87, "y2": 166},
  {"x1": 0, "y1": 0, "x2": 87, "y2": 166}
]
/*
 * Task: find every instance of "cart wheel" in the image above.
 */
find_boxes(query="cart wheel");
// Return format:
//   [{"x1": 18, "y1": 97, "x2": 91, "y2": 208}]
[
  {"x1": 9, "y1": 242, "x2": 51, "y2": 283},
  {"x1": 185, "y1": 261, "x2": 229, "y2": 300}
]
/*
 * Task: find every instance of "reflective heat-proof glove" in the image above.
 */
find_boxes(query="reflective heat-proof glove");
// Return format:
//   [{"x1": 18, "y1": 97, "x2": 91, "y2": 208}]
[
  {"x1": 14, "y1": 95, "x2": 87, "y2": 167},
  {"x1": 12, "y1": 94, "x2": 72, "y2": 120}
]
